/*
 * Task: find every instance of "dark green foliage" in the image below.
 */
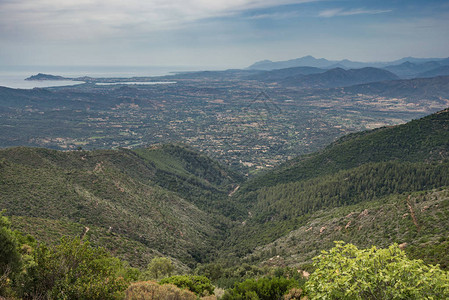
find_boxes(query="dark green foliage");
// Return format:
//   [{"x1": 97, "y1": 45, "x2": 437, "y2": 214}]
[
  {"x1": 241, "y1": 188, "x2": 449, "y2": 270},
  {"x1": 256, "y1": 161, "x2": 449, "y2": 220},
  {"x1": 228, "y1": 160, "x2": 449, "y2": 256},
  {"x1": 0, "y1": 213, "x2": 140, "y2": 299},
  {"x1": 222, "y1": 276, "x2": 299, "y2": 300},
  {"x1": 407, "y1": 240, "x2": 449, "y2": 269},
  {"x1": 159, "y1": 275, "x2": 214, "y2": 296},
  {"x1": 134, "y1": 144, "x2": 242, "y2": 190},
  {"x1": 194, "y1": 262, "x2": 307, "y2": 291},
  {"x1": 195, "y1": 263, "x2": 268, "y2": 289}
]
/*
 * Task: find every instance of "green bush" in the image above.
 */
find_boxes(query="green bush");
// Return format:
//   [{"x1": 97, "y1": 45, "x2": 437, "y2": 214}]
[
  {"x1": 16, "y1": 237, "x2": 139, "y2": 299},
  {"x1": 306, "y1": 241, "x2": 449, "y2": 299},
  {"x1": 222, "y1": 276, "x2": 299, "y2": 300},
  {"x1": 0, "y1": 211, "x2": 21, "y2": 294},
  {"x1": 160, "y1": 275, "x2": 215, "y2": 296}
]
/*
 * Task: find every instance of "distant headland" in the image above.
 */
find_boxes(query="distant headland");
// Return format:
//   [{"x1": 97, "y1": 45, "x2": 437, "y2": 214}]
[{"x1": 25, "y1": 73, "x2": 70, "y2": 81}]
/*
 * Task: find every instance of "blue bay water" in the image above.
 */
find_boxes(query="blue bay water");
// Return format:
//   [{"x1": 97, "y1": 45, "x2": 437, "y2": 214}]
[{"x1": 0, "y1": 65, "x2": 201, "y2": 89}]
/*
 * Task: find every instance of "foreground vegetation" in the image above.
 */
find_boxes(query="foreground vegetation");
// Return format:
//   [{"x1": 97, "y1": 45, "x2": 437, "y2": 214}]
[
  {"x1": 2, "y1": 211, "x2": 448, "y2": 299},
  {"x1": 306, "y1": 242, "x2": 449, "y2": 299}
]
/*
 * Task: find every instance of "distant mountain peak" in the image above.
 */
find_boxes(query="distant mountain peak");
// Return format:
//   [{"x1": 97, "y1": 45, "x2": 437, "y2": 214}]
[
  {"x1": 248, "y1": 55, "x2": 335, "y2": 70},
  {"x1": 248, "y1": 56, "x2": 448, "y2": 71}
]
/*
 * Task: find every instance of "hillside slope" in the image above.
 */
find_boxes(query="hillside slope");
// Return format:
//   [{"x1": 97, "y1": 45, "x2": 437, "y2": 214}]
[
  {"x1": 282, "y1": 67, "x2": 399, "y2": 88},
  {"x1": 225, "y1": 107, "x2": 449, "y2": 260},
  {"x1": 244, "y1": 188, "x2": 449, "y2": 269},
  {"x1": 247, "y1": 66, "x2": 325, "y2": 82},
  {"x1": 417, "y1": 66, "x2": 449, "y2": 78},
  {"x1": 341, "y1": 75, "x2": 449, "y2": 101},
  {"x1": 0, "y1": 144, "x2": 242, "y2": 267}
]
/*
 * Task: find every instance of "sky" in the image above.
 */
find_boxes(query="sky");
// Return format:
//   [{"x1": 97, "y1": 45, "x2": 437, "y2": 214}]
[{"x1": 1, "y1": 0, "x2": 449, "y2": 69}]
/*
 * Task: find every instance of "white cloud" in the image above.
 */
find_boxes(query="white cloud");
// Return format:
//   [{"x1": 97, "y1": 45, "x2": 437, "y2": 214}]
[
  {"x1": 318, "y1": 8, "x2": 342, "y2": 18},
  {"x1": 0, "y1": 0, "x2": 319, "y2": 40},
  {"x1": 247, "y1": 11, "x2": 300, "y2": 20},
  {"x1": 319, "y1": 8, "x2": 392, "y2": 18}
]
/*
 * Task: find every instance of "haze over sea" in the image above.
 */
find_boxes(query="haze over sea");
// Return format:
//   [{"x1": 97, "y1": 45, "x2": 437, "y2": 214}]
[{"x1": 0, "y1": 65, "x2": 203, "y2": 89}]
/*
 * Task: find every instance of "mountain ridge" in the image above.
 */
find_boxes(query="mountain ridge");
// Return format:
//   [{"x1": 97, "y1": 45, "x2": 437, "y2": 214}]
[
  {"x1": 248, "y1": 55, "x2": 447, "y2": 70},
  {"x1": 280, "y1": 67, "x2": 399, "y2": 88}
]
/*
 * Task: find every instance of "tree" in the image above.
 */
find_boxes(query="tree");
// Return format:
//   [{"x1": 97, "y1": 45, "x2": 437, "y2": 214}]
[
  {"x1": 306, "y1": 241, "x2": 449, "y2": 299},
  {"x1": 144, "y1": 257, "x2": 175, "y2": 280}
]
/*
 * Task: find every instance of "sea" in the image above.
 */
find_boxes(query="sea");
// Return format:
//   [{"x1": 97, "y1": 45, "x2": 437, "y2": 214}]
[{"x1": 0, "y1": 65, "x2": 204, "y2": 89}]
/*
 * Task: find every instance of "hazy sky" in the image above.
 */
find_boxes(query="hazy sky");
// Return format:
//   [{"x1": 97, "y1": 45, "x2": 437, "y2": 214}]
[{"x1": 1, "y1": 0, "x2": 448, "y2": 68}]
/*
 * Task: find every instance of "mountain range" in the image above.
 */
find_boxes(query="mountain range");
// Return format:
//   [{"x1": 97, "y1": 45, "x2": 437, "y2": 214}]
[
  {"x1": 170, "y1": 57, "x2": 449, "y2": 88},
  {"x1": 383, "y1": 59, "x2": 449, "y2": 78},
  {"x1": 248, "y1": 55, "x2": 448, "y2": 71}
]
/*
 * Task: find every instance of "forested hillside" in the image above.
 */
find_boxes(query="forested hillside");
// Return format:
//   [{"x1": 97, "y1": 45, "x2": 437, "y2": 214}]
[
  {"x1": 224, "y1": 107, "x2": 449, "y2": 263},
  {"x1": 244, "y1": 188, "x2": 449, "y2": 269},
  {"x1": 0, "y1": 144, "x2": 241, "y2": 267}
]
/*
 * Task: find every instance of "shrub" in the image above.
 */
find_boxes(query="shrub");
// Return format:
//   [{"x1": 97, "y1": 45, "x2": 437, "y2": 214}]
[
  {"x1": 306, "y1": 241, "x2": 449, "y2": 299},
  {"x1": 125, "y1": 281, "x2": 197, "y2": 300},
  {"x1": 17, "y1": 237, "x2": 139, "y2": 299},
  {"x1": 0, "y1": 211, "x2": 21, "y2": 294},
  {"x1": 283, "y1": 288, "x2": 305, "y2": 300},
  {"x1": 222, "y1": 276, "x2": 299, "y2": 300},
  {"x1": 160, "y1": 275, "x2": 215, "y2": 296}
]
